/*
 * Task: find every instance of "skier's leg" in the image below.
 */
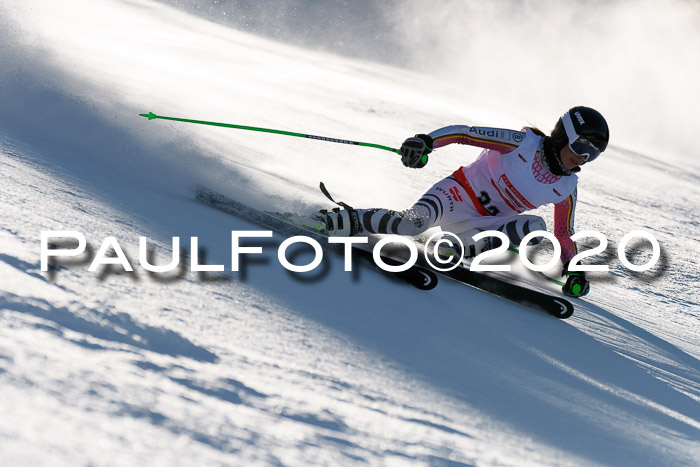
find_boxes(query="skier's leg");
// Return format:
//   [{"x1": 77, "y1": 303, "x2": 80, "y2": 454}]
[
  {"x1": 494, "y1": 215, "x2": 548, "y2": 248},
  {"x1": 442, "y1": 214, "x2": 547, "y2": 257},
  {"x1": 325, "y1": 202, "x2": 432, "y2": 236},
  {"x1": 354, "y1": 205, "x2": 431, "y2": 236},
  {"x1": 327, "y1": 176, "x2": 478, "y2": 236}
]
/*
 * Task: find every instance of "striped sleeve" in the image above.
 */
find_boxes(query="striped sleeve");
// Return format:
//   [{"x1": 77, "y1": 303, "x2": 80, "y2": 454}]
[
  {"x1": 428, "y1": 125, "x2": 525, "y2": 154},
  {"x1": 553, "y1": 189, "x2": 578, "y2": 265}
]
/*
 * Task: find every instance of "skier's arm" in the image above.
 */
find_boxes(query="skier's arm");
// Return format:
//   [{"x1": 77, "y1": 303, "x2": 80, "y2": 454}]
[
  {"x1": 553, "y1": 190, "x2": 591, "y2": 297},
  {"x1": 400, "y1": 125, "x2": 524, "y2": 169},
  {"x1": 553, "y1": 190, "x2": 578, "y2": 264},
  {"x1": 428, "y1": 125, "x2": 525, "y2": 154}
]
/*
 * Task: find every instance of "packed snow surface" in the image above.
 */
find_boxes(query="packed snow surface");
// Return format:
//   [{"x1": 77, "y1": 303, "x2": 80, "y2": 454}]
[{"x1": 1, "y1": 0, "x2": 698, "y2": 465}]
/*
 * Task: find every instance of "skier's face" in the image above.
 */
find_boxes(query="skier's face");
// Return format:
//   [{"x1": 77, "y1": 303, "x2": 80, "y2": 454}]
[{"x1": 559, "y1": 145, "x2": 587, "y2": 170}]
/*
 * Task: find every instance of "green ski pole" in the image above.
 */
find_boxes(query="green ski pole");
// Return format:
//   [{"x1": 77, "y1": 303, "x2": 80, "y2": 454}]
[{"x1": 139, "y1": 112, "x2": 400, "y2": 154}]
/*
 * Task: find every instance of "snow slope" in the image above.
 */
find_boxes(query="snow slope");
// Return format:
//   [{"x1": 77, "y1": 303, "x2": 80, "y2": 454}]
[{"x1": 1, "y1": 0, "x2": 698, "y2": 465}]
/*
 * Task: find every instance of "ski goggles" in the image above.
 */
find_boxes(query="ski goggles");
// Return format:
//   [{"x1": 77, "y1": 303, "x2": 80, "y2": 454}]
[{"x1": 561, "y1": 112, "x2": 602, "y2": 163}]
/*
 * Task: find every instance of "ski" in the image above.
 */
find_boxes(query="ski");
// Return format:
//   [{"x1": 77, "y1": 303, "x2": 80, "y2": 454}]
[
  {"x1": 444, "y1": 267, "x2": 573, "y2": 319},
  {"x1": 195, "y1": 185, "x2": 574, "y2": 319},
  {"x1": 194, "y1": 185, "x2": 438, "y2": 290},
  {"x1": 360, "y1": 234, "x2": 574, "y2": 319}
]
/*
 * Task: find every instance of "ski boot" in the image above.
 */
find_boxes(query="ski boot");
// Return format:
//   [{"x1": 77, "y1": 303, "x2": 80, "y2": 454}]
[{"x1": 323, "y1": 207, "x2": 362, "y2": 236}]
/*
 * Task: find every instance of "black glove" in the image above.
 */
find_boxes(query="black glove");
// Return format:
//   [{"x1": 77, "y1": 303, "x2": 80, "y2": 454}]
[
  {"x1": 561, "y1": 262, "x2": 590, "y2": 297},
  {"x1": 400, "y1": 134, "x2": 433, "y2": 168}
]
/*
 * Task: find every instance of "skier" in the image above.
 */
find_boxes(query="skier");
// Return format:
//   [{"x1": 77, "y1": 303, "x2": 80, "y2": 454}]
[{"x1": 324, "y1": 106, "x2": 610, "y2": 298}]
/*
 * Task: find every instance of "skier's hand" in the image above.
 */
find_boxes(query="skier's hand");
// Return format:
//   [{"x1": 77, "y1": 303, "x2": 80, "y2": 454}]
[
  {"x1": 561, "y1": 262, "x2": 590, "y2": 297},
  {"x1": 400, "y1": 134, "x2": 433, "y2": 168}
]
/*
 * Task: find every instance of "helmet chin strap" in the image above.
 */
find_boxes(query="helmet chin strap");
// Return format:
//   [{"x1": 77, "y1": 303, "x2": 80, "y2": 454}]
[{"x1": 543, "y1": 137, "x2": 577, "y2": 176}]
